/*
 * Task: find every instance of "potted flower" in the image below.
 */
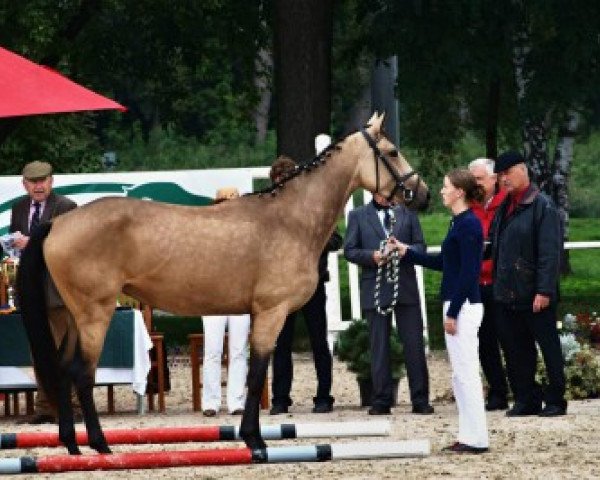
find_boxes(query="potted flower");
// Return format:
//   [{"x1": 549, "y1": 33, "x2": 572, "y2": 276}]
[{"x1": 334, "y1": 318, "x2": 405, "y2": 406}]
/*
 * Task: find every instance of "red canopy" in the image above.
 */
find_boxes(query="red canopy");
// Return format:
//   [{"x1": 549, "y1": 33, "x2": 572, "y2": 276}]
[{"x1": 0, "y1": 47, "x2": 126, "y2": 118}]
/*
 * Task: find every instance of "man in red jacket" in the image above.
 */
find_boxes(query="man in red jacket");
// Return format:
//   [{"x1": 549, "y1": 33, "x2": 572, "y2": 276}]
[{"x1": 469, "y1": 158, "x2": 509, "y2": 411}]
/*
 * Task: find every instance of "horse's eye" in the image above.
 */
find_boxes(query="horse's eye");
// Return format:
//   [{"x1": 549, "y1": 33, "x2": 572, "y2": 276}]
[{"x1": 388, "y1": 149, "x2": 398, "y2": 157}]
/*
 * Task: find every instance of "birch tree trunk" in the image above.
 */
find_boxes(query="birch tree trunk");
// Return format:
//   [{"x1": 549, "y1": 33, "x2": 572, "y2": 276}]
[
  {"x1": 512, "y1": 27, "x2": 553, "y2": 194},
  {"x1": 552, "y1": 110, "x2": 579, "y2": 274},
  {"x1": 522, "y1": 118, "x2": 552, "y2": 195},
  {"x1": 253, "y1": 47, "x2": 273, "y2": 144}
]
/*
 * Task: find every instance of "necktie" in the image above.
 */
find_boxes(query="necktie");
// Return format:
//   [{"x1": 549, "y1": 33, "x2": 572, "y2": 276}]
[{"x1": 30, "y1": 202, "x2": 41, "y2": 233}]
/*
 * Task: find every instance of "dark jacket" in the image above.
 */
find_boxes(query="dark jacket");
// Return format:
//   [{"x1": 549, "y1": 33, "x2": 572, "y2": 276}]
[
  {"x1": 488, "y1": 184, "x2": 561, "y2": 308},
  {"x1": 10, "y1": 192, "x2": 77, "y2": 235},
  {"x1": 344, "y1": 203, "x2": 425, "y2": 309},
  {"x1": 319, "y1": 229, "x2": 343, "y2": 282},
  {"x1": 9, "y1": 191, "x2": 77, "y2": 307},
  {"x1": 405, "y1": 209, "x2": 482, "y2": 319}
]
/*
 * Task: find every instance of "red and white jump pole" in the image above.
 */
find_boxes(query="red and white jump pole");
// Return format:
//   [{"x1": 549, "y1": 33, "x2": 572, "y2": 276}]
[
  {"x1": 0, "y1": 421, "x2": 390, "y2": 449},
  {"x1": 0, "y1": 440, "x2": 430, "y2": 474}
]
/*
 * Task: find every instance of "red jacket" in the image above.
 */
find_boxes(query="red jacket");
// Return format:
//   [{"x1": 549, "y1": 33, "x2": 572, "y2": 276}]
[{"x1": 471, "y1": 189, "x2": 507, "y2": 285}]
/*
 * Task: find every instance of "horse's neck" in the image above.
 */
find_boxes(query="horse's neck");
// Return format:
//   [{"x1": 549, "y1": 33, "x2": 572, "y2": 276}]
[{"x1": 284, "y1": 149, "x2": 357, "y2": 244}]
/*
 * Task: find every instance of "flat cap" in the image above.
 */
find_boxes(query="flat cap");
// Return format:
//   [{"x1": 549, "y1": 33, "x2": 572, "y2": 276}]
[
  {"x1": 494, "y1": 151, "x2": 525, "y2": 173},
  {"x1": 22, "y1": 161, "x2": 53, "y2": 180}
]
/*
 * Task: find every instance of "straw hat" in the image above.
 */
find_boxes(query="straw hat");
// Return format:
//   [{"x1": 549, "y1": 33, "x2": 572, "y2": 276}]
[{"x1": 215, "y1": 187, "x2": 240, "y2": 203}]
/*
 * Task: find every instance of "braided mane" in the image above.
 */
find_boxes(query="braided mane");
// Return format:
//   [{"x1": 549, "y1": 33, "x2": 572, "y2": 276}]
[
  {"x1": 251, "y1": 124, "x2": 388, "y2": 198},
  {"x1": 251, "y1": 143, "x2": 342, "y2": 197}
]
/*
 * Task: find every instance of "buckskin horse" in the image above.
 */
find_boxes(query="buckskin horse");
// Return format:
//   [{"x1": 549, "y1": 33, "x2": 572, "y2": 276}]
[{"x1": 17, "y1": 113, "x2": 429, "y2": 455}]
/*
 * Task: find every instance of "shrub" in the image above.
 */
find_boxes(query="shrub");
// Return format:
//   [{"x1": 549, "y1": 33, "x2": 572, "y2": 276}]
[{"x1": 334, "y1": 318, "x2": 405, "y2": 381}]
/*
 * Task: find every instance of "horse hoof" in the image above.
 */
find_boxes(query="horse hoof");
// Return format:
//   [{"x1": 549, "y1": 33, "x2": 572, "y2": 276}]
[
  {"x1": 67, "y1": 445, "x2": 82, "y2": 455},
  {"x1": 91, "y1": 442, "x2": 112, "y2": 454},
  {"x1": 241, "y1": 434, "x2": 267, "y2": 451}
]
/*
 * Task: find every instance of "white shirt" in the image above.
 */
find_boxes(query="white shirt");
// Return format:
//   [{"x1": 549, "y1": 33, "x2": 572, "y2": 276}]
[{"x1": 376, "y1": 207, "x2": 395, "y2": 235}]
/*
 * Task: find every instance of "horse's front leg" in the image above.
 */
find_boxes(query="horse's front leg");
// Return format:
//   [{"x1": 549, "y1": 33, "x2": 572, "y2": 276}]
[{"x1": 240, "y1": 349, "x2": 271, "y2": 451}]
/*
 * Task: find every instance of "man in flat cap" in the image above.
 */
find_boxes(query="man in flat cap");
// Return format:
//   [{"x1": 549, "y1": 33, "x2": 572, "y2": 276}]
[
  {"x1": 10, "y1": 161, "x2": 77, "y2": 424},
  {"x1": 10, "y1": 161, "x2": 77, "y2": 250},
  {"x1": 487, "y1": 151, "x2": 566, "y2": 418}
]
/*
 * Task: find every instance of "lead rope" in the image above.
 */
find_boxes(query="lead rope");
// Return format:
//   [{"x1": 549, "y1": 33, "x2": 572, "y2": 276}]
[{"x1": 374, "y1": 213, "x2": 400, "y2": 315}]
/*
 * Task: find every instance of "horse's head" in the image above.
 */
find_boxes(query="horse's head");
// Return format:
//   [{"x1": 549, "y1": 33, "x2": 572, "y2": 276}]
[{"x1": 351, "y1": 112, "x2": 430, "y2": 210}]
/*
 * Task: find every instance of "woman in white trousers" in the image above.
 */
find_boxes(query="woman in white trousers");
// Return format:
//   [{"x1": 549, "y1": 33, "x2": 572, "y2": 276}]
[
  {"x1": 201, "y1": 187, "x2": 251, "y2": 417},
  {"x1": 393, "y1": 168, "x2": 489, "y2": 453},
  {"x1": 201, "y1": 313, "x2": 250, "y2": 416}
]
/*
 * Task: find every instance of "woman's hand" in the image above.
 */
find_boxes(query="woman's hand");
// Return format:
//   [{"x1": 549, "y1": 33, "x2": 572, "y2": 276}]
[
  {"x1": 443, "y1": 317, "x2": 457, "y2": 335},
  {"x1": 388, "y1": 237, "x2": 408, "y2": 257}
]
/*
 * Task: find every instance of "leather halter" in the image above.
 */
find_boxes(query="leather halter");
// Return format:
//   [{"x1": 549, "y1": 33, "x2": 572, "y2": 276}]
[{"x1": 361, "y1": 128, "x2": 421, "y2": 204}]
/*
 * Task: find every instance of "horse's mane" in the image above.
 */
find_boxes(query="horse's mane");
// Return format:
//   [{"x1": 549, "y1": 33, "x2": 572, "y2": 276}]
[{"x1": 249, "y1": 132, "x2": 353, "y2": 198}]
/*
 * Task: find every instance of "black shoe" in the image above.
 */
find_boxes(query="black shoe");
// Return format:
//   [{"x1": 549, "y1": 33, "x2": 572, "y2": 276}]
[
  {"x1": 27, "y1": 414, "x2": 56, "y2": 425},
  {"x1": 312, "y1": 402, "x2": 333, "y2": 413},
  {"x1": 442, "y1": 442, "x2": 488, "y2": 454},
  {"x1": 269, "y1": 404, "x2": 288, "y2": 415},
  {"x1": 368, "y1": 405, "x2": 391, "y2": 415},
  {"x1": 231, "y1": 408, "x2": 244, "y2": 415},
  {"x1": 412, "y1": 404, "x2": 434, "y2": 415},
  {"x1": 202, "y1": 409, "x2": 217, "y2": 417},
  {"x1": 539, "y1": 404, "x2": 567, "y2": 417},
  {"x1": 485, "y1": 397, "x2": 509, "y2": 411},
  {"x1": 506, "y1": 403, "x2": 542, "y2": 417}
]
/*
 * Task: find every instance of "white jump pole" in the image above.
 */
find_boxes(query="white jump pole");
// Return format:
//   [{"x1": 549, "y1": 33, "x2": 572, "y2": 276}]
[{"x1": 253, "y1": 420, "x2": 391, "y2": 440}]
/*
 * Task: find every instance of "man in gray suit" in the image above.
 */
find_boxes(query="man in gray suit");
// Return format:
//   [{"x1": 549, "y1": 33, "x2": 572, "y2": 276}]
[
  {"x1": 9, "y1": 161, "x2": 77, "y2": 424},
  {"x1": 345, "y1": 193, "x2": 433, "y2": 415}
]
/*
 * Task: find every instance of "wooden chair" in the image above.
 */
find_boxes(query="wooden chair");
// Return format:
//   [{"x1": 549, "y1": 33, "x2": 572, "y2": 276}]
[
  {"x1": 0, "y1": 270, "x2": 7, "y2": 305},
  {"x1": 189, "y1": 333, "x2": 269, "y2": 412},
  {"x1": 1, "y1": 389, "x2": 35, "y2": 417}
]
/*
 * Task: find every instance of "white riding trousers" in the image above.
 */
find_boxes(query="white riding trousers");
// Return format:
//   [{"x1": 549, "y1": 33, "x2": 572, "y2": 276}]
[
  {"x1": 201, "y1": 314, "x2": 250, "y2": 413},
  {"x1": 443, "y1": 300, "x2": 489, "y2": 448}
]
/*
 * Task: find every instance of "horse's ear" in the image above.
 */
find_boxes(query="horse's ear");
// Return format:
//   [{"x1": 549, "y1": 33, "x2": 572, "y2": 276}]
[
  {"x1": 366, "y1": 111, "x2": 379, "y2": 126},
  {"x1": 369, "y1": 112, "x2": 385, "y2": 134}
]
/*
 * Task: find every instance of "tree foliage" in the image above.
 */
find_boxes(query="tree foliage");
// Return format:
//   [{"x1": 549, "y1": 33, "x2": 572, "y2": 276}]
[{"x1": 0, "y1": 0, "x2": 270, "y2": 171}]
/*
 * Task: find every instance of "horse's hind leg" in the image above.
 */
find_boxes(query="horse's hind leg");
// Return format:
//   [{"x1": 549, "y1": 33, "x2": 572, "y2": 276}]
[
  {"x1": 49, "y1": 308, "x2": 80, "y2": 454},
  {"x1": 68, "y1": 307, "x2": 113, "y2": 454},
  {"x1": 70, "y1": 337, "x2": 111, "y2": 454},
  {"x1": 56, "y1": 333, "x2": 80, "y2": 454}
]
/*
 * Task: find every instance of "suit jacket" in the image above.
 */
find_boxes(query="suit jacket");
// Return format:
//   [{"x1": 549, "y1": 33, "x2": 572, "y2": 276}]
[
  {"x1": 9, "y1": 192, "x2": 77, "y2": 235},
  {"x1": 8, "y1": 192, "x2": 76, "y2": 308},
  {"x1": 344, "y1": 203, "x2": 425, "y2": 310}
]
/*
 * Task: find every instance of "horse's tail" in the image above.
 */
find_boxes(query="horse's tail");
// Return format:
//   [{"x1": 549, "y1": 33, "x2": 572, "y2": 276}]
[{"x1": 16, "y1": 222, "x2": 60, "y2": 406}]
